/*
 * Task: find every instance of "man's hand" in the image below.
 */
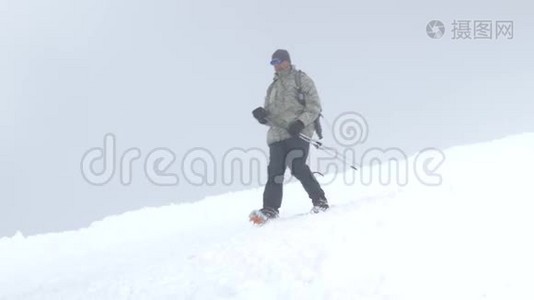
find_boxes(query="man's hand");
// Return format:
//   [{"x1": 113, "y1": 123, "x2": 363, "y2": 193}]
[
  {"x1": 288, "y1": 120, "x2": 305, "y2": 137},
  {"x1": 252, "y1": 107, "x2": 268, "y2": 124}
]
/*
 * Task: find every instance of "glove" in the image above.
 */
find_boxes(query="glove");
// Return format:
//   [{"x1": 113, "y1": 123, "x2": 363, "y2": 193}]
[
  {"x1": 288, "y1": 120, "x2": 305, "y2": 137},
  {"x1": 252, "y1": 107, "x2": 268, "y2": 124}
]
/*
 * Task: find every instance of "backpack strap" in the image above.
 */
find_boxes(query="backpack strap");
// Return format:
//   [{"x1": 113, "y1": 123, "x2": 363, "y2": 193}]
[
  {"x1": 294, "y1": 70, "x2": 324, "y2": 139},
  {"x1": 294, "y1": 70, "x2": 305, "y2": 106}
]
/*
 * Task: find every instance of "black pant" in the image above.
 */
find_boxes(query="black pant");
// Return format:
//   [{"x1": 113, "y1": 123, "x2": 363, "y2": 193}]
[{"x1": 263, "y1": 136, "x2": 326, "y2": 210}]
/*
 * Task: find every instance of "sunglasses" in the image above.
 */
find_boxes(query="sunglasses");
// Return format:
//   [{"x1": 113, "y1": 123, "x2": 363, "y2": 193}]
[{"x1": 270, "y1": 58, "x2": 283, "y2": 65}]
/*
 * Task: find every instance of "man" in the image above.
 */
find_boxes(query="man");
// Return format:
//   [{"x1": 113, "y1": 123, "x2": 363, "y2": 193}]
[{"x1": 249, "y1": 49, "x2": 329, "y2": 224}]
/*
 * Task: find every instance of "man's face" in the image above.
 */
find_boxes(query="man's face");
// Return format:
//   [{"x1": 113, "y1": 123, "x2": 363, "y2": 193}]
[{"x1": 272, "y1": 59, "x2": 290, "y2": 73}]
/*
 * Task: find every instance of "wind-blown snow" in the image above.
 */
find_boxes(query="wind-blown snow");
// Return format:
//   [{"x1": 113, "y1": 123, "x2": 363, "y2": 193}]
[{"x1": 1, "y1": 134, "x2": 534, "y2": 299}]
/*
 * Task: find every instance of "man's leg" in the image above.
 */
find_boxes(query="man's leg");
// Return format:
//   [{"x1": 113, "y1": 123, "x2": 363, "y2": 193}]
[
  {"x1": 286, "y1": 137, "x2": 327, "y2": 205},
  {"x1": 263, "y1": 141, "x2": 287, "y2": 211}
]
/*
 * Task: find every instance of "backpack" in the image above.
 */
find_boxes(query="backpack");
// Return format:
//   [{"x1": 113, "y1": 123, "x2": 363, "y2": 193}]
[{"x1": 295, "y1": 70, "x2": 324, "y2": 139}]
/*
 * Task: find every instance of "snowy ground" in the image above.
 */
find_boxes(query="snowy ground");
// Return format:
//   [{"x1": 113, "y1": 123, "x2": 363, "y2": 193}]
[{"x1": 1, "y1": 133, "x2": 534, "y2": 299}]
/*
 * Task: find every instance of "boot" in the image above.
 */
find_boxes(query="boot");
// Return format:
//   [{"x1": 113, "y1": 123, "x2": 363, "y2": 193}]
[
  {"x1": 311, "y1": 196, "x2": 329, "y2": 214},
  {"x1": 249, "y1": 207, "x2": 279, "y2": 225}
]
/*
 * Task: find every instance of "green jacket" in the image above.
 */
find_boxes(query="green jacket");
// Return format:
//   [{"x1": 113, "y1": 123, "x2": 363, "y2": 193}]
[{"x1": 263, "y1": 67, "x2": 322, "y2": 145}]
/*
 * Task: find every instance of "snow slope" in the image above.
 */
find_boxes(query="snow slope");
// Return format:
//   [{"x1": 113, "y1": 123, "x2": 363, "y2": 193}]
[{"x1": 1, "y1": 134, "x2": 534, "y2": 299}]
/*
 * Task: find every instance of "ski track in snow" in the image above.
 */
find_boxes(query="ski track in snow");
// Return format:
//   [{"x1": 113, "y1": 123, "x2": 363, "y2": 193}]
[{"x1": 1, "y1": 133, "x2": 534, "y2": 299}]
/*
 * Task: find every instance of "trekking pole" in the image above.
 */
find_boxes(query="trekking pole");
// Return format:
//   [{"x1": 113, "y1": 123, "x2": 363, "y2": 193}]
[
  {"x1": 262, "y1": 117, "x2": 359, "y2": 171},
  {"x1": 298, "y1": 133, "x2": 359, "y2": 171}
]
